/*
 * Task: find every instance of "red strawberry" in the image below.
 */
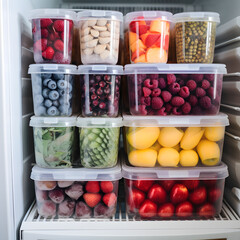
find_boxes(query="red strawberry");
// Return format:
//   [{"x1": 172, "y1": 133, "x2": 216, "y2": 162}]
[
  {"x1": 54, "y1": 39, "x2": 64, "y2": 51},
  {"x1": 139, "y1": 199, "x2": 157, "y2": 218},
  {"x1": 85, "y1": 181, "x2": 100, "y2": 193},
  {"x1": 40, "y1": 18, "x2": 53, "y2": 28},
  {"x1": 41, "y1": 28, "x2": 49, "y2": 38},
  {"x1": 42, "y1": 46, "x2": 55, "y2": 60},
  {"x1": 53, "y1": 20, "x2": 65, "y2": 32},
  {"x1": 103, "y1": 193, "x2": 117, "y2": 207},
  {"x1": 100, "y1": 181, "x2": 114, "y2": 193},
  {"x1": 49, "y1": 32, "x2": 60, "y2": 41},
  {"x1": 83, "y1": 193, "x2": 101, "y2": 208},
  {"x1": 47, "y1": 40, "x2": 53, "y2": 46},
  {"x1": 133, "y1": 180, "x2": 153, "y2": 192},
  {"x1": 34, "y1": 38, "x2": 47, "y2": 52}
]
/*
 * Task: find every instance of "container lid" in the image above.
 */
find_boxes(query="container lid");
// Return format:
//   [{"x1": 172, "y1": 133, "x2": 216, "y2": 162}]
[
  {"x1": 122, "y1": 154, "x2": 228, "y2": 180},
  {"x1": 78, "y1": 10, "x2": 123, "y2": 21},
  {"x1": 123, "y1": 113, "x2": 229, "y2": 127},
  {"x1": 124, "y1": 63, "x2": 227, "y2": 74},
  {"x1": 173, "y1": 12, "x2": 220, "y2": 23},
  {"x1": 31, "y1": 164, "x2": 122, "y2": 181},
  {"x1": 28, "y1": 64, "x2": 78, "y2": 74},
  {"x1": 125, "y1": 11, "x2": 173, "y2": 24},
  {"x1": 29, "y1": 116, "x2": 76, "y2": 127},
  {"x1": 76, "y1": 116, "x2": 122, "y2": 128},
  {"x1": 28, "y1": 9, "x2": 76, "y2": 21},
  {"x1": 78, "y1": 65, "x2": 123, "y2": 75}
]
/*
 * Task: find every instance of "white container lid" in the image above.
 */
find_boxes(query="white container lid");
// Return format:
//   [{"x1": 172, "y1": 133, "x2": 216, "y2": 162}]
[
  {"x1": 76, "y1": 116, "x2": 122, "y2": 128},
  {"x1": 28, "y1": 9, "x2": 76, "y2": 21},
  {"x1": 125, "y1": 11, "x2": 173, "y2": 24},
  {"x1": 78, "y1": 10, "x2": 123, "y2": 21},
  {"x1": 28, "y1": 64, "x2": 78, "y2": 74},
  {"x1": 31, "y1": 164, "x2": 122, "y2": 181},
  {"x1": 173, "y1": 12, "x2": 220, "y2": 23},
  {"x1": 122, "y1": 154, "x2": 228, "y2": 180},
  {"x1": 123, "y1": 113, "x2": 229, "y2": 127},
  {"x1": 124, "y1": 63, "x2": 227, "y2": 75},
  {"x1": 78, "y1": 65, "x2": 123, "y2": 75},
  {"x1": 30, "y1": 116, "x2": 76, "y2": 127}
]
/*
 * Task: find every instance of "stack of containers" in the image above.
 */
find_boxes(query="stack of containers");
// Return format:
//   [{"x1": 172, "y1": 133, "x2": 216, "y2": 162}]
[
  {"x1": 27, "y1": 9, "x2": 122, "y2": 219},
  {"x1": 122, "y1": 11, "x2": 230, "y2": 220}
]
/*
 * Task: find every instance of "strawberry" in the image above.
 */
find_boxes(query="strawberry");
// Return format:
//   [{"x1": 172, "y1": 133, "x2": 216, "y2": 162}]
[
  {"x1": 100, "y1": 181, "x2": 114, "y2": 193},
  {"x1": 34, "y1": 38, "x2": 47, "y2": 52},
  {"x1": 41, "y1": 28, "x2": 49, "y2": 38},
  {"x1": 49, "y1": 32, "x2": 60, "y2": 41},
  {"x1": 85, "y1": 181, "x2": 100, "y2": 193},
  {"x1": 53, "y1": 52, "x2": 64, "y2": 63},
  {"x1": 53, "y1": 20, "x2": 65, "y2": 32},
  {"x1": 40, "y1": 18, "x2": 53, "y2": 28},
  {"x1": 103, "y1": 193, "x2": 117, "y2": 207},
  {"x1": 83, "y1": 193, "x2": 101, "y2": 208},
  {"x1": 60, "y1": 32, "x2": 64, "y2": 41},
  {"x1": 42, "y1": 46, "x2": 55, "y2": 60},
  {"x1": 54, "y1": 39, "x2": 64, "y2": 51}
]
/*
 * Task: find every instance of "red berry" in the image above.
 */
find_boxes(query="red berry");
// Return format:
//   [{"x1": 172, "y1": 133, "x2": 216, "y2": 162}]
[
  {"x1": 167, "y1": 74, "x2": 176, "y2": 85},
  {"x1": 172, "y1": 106, "x2": 182, "y2": 115},
  {"x1": 147, "y1": 184, "x2": 167, "y2": 204},
  {"x1": 201, "y1": 79, "x2": 211, "y2": 89},
  {"x1": 199, "y1": 96, "x2": 212, "y2": 109},
  {"x1": 142, "y1": 87, "x2": 151, "y2": 97},
  {"x1": 169, "y1": 83, "x2": 180, "y2": 94},
  {"x1": 158, "y1": 203, "x2": 175, "y2": 218},
  {"x1": 151, "y1": 97, "x2": 163, "y2": 109},
  {"x1": 60, "y1": 32, "x2": 64, "y2": 40},
  {"x1": 40, "y1": 18, "x2": 53, "y2": 28},
  {"x1": 53, "y1": 20, "x2": 65, "y2": 32},
  {"x1": 161, "y1": 90, "x2": 172, "y2": 102},
  {"x1": 34, "y1": 38, "x2": 48, "y2": 52},
  {"x1": 198, "y1": 203, "x2": 215, "y2": 217},
  {"x1": 103, "y1": 193, "x2": 117, "y2": 207},
  {"x1": 188, "y1": 95, "x2": 198, "y2": 106},
  {"x1": 99, "y1": 102, "x2": 106, "y2": 109},
  {"x1": 83, "y1": 193, "x2": 101, "y2": 208},
  {"x1": 189, "y1": 186, "x2": 207, "y2": 205},
  {"x1": 158, "y1": 77, "x2": 167, "y2": 89},
  {"x1": 155, "y1": 107, "x2": 167, "y2": 116},
  {"x1": 144, "y1": 79, "x2": 158, "y2": 89},
  {"x1": 182, "y1": 102, "x2": 191, "y2": 114},
  {"x1": 186, "y1": 80, "x2": 197, "y2": 91},
  {"x1": 140, "y1": 97, "x2": 151, "y2": 106},
  {"x1": 205, "y1": 74, "x2": 215, "y2": 82},
  {"x1": 151, "y1": 88, "x2": 161, "y2": 97},
  {"x1": 179, "y1": 86, "x2": 190, "y2": 98},
  {"x1": 171, "y1": 96, "x2": 185, "y2": 107},
  {"x1": 42, "y1": 46, "x2": 55, "y2": 59},
  {"x1": 54, "y1": 39, "x2": 64, "y2": 51},
  {"x1": 196, "y1": 87, "x2": 206, "y2": 98},
  {"x1": 100, "y1": 181, "x2": 114, "y2": 193},
  {"x1": 53, "y1": 52, "x2": 64, "y2": 63},
  {"x1": 85, "y1": 181, "x2": 100, "y2": 193},
  {"x1": 170, "y1": 184, "x2": 189, "y2": 204},
  {"x1": 138, "y1": 105, "x2": 147, "y2": 115},
  {"x1": 139, "y1": 200, "x2": 157, "y2": 218},
  {"x1": 165, "y1": 103, "x2": 172, "y2": 113},
  {"x1": 176, "y1": 201, "x2": 193, "y2": 218},
  {"x1": 133, "y1": 180, "x2": 154, "y2": 192},
  {"x1": 191, "y1": 74, "x2": 203, "y2": 82},
  {"x1": 41, "y1": 28, "x2": 49, "y2": 38},
  {"x1": 49, "y1": 32, "x2": 60, "y2": 41}
]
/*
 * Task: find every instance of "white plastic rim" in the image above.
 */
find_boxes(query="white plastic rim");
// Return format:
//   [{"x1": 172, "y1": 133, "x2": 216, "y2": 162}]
[
  {"x1": 29, "y1": 116, "x2": 77, "y2": 127},
  {"x1": 76, "y1": 116, "x2": 123, "y2": 128},
  {"x1": 31, "y1": 164, "x2": 122, "y2": 181},
  {"x1": 78, "y1": 10, "x2": 123, "y2": 21},
  {"x1": 78, "y1": 65, "x2": 123, "y2": 75},
  {"x1": 173, "y1": 12, "x2": 220, "y2": 23},
  {"x1": 28, "y1": 64, "x2": 78, "y2": 74},
  {"x1": 123, "y1": 113, "x2": 229, "y2": 127},
  {"x1": 28, "y1": 9, "x2": 76, "y2": 21},
  {"x1": 124, "y1": 63, "x2": 227, "y2": 74},
  {"x1": 125, "y1": 11, "x2": 173, "y2": 24}
]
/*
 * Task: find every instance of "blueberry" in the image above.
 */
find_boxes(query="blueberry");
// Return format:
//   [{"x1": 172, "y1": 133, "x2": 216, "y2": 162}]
[
  {"x1": 44, "y1": 99, "x2": 52, "y2": 108},
  {"x1": 65, "y1": 83, "x2": 72, "y2": 93},
  {"x1": 59, "y1": 97, "x2": 65, "y2": 105},
  {"x1": 53, "y1": 74, "x2": 64, "y2": 80},
  {"x1": 34, "y1": 94, "x2": 44, "y2": 104},
  {"x1": 49, "y1": 90, "x2": 59, "y2": 100},
  {"x1": 52, "y1": 100, "x2": 59, "y2": 107},
  {"x1": 42, "y1": 88, "x2": 50, "y2": 98},
  {"x1": 35, "y1": 106, "x2": 46, "y2": 115},
  {"x1": 47, "y1": 106, "x2": 59, "y2": 116},
  {"x1": 41, "y1": 73, "x2": 52, "y2": 79},
  {"x1": 47, "y1": 80, "x2": 57, "y2": 90},
  {"x1": 43, "y1": 79, "x2": 51, "y2": 87},
  {"x1": 58, "y1": 89, "x2": 65, "y2": 97},
  {"x1": 57, "y1": 80, "x2": 67, "y2": 89}
]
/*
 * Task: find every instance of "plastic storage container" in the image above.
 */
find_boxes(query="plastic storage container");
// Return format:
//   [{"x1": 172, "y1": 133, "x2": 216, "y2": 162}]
[
  {"x1": 125, "y1": 64, "x2": 226, "y2": 116},
  {"x1": 122, "y1": 155, "x2": 228, "y2": 220},
  {"x1": 29, "y1": 9, "x2": 76, "y2": 64},
  {"x1": 77, "y1": 117, "x2": 122, "y2": 168},
  {"x1": 125, "y1": 11, "x2": 172, "y2": 63},
  {"x1": 28, "y1": 64, "x2": 77, "y2": 116},
  {"x1": 31, "y1": 164, "x2": 121, "y2": 218},
  {"x1": 174, "y1": 12, "x2": 220, "y2": 63},
  {"x1": 78, "y1": 65, "x2": 123, "y2": 117},
  {"x1": 123, "y1": 113, "x2": 229, "y2": 167},
  {"x1": 30, "y1": 116, "x2": 77, "y2": 168},
  {"x1": 78, "y1": 10, "x2": 123, "y2": 65}
]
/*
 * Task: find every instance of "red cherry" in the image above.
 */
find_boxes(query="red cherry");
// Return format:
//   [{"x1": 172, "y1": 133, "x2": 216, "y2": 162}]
[
  {"x1": 189, "y1": 186, "x2": 207, "y2": 205},
  {"x1": 161, "y1": 180, "x2": 175, "y2": 192},
  {"x1": 133, "y1": 180, "x2": 154, "y2": 192},
  {"x1": 147, "y1": 184, "x2": 167, "y2": 204},
  {"x1": 198, "y1": 203, "x2": 215, "y2": 217},
  {"x1": 139, "y1": 199, "x2": 157, "y2": 218},
  {"x1": 175, "y1": 201, "x2": 193, "y2": 218},
  {"x1": 208, "y1": 188, "x2": 222, "y2": 203},
  {"x1": 170, "y1": 184, "x2": 189, "y2": 205},
  {"x1": 158, "y1": 203, "x2": 175, "y2": 218},
  {"x1": 127, "y1": 189, "x2": 145, "y2": 211},
  {"x1": 181, "y1": 180, "x2": 199, "y2": 191}
]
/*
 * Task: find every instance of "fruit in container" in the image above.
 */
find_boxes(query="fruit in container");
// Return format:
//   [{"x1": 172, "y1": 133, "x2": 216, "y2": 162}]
[
  {"x1": 158, "y1": 127, "x2": 183, "y2": 147},
  {"x1": 204, "y1": 127, "x2": 224, "y2": 142},
  {"x1": 128, "y1": 149, "x2": 157, "y2": 167},
  {"x1": 150, "y1": 141, "x2": 161, "y2": 152},
  {"x1": 157, "y1": 148, "x2": 180, "y2": 167},
  {"x1": 58, "y1": 199, "x2": 75, "y2": 217},
  {"x1": 179, "y1": 149, "x2": 199, "y2": 167}
]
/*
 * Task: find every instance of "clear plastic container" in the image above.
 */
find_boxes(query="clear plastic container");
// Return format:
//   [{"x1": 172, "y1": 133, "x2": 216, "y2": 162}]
[
  {"x1": 78, "y1": 10, "x2": 123, "y2": 65},
  {"x1": 76, "y1": 117, "x2": 122, "y2": 168},
  {"x1": 31, "y1": 164, "x2": 121, "y2": 218},
  {"x1": 29, "y1": 9, "x2": 76, "y2": 64},
  {"x1": 125, "y1": 11, "x2": 172, "y2": 63},
  {"x1": 78, "y1": 65, "x2": 123, "y2": 117},
  {"x1": 173, "y1": 12, "x2": 220, "y2": 63},
  {"x1": 125, "y1": 64, "x2": 226, "y2": 116},
  {"x1": 123, "y1": 113, "x2": 229, "y2": 167},
  {"x1": 28, "y1": 64, "x2": 77, "y2": 117},
  {"x1": 30, "y1": 116, "x2": 77, "y2": 168},
  {"x1": 122, "y1": 154, "x2": 228, "y2": 220}
]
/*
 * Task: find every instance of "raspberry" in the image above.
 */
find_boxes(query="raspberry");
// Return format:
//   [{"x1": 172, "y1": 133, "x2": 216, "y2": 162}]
[
  {"x1": 165, "y1": 103, "x2": 172, "y2": 113},
  {"x1": 161, "y1": 91, "x2": 172, "y2": 103},
  {"x1": 156, "y1": 107, "x2": 167, "y2": 116},
  {"x1": 147, "y1": 109, "x2": 155, "y2": 115},
  {"x1": 204, "y1": 74, "x2": 215, "y2": 82},
  {"x1": 196, "y1": 87, "x2": 206, "y2": 98},
  {"x1": 179, "y1": 86, "x2": 190, "y2": 98},
  {"x1": 167, "y1": 74, "x2": 176, "y2": 85},
  {"x1": 191, "y1": 74, "x2": 204, "y2": 82},
  {"x1": 140, "y1": 97, "x2": 151, "y2": 106},
  {"x1": 139, "y1": 105, "x2": 148, "y2": 115},
  {"x1": 182, "y1": 102, "x2": 191, "y2": 114},
  {"x1": 151, "y1": 88, "x2": 161, "y2": 97},
  {"x1": 208, "y1": 87, "x2": 214, "y2": 98},
  {"x1": 171, "y1": 96, "x2": 185, "y2": 107},
  {"x1": 172, "y1": 107, "x2": 182, "y2": 115},
  {"x1": 199, "y1": 96, "x2": 212, "y2": 109},
  {"x1": 142, "y1": 87, "x2": 151, "y2": 97},
  {"x1": 40, "y1": 18, "x2": 53, "y2": 28},
  {"x1": 151, "y1": 97, "x2": 163, "y2": 109},
  {"x1": 144, "y1": 79, "x2": 158, "y2": 89},
  {"x1": 186, "y1": 80, "x2": 197, "y2": 91},
  {"x1": 178, "y1": 79, "x2": 185, "y2": 86},
  {"x1": 201, "y1": 79, "x2": 211, "y2": 90},
  {"x1": 188, "y1": 95, "x2": 198, "y2": 106},
  {"x1": 42, "y1": 46, "x2": 55, "y2": 59},
  {"x1": 158, "y1": 77, "x2": 167, "y2": 89},
  {"x1": 169, "y1": 83, "x2": 180, "y2": 95},
  {"x1": 150, "y1": 74, "x2": 159, "y2": 80}
]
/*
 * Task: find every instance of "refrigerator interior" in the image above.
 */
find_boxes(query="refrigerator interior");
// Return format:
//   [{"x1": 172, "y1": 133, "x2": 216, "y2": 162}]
[{"x1": 1, "y1": 0, "x2": 240, "y2": 239}]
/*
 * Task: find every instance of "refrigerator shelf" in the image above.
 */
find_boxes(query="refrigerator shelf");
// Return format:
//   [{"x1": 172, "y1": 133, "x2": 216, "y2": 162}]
[{"x1": 20, "y1": 200, "x2": 240, "y2": 240}]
